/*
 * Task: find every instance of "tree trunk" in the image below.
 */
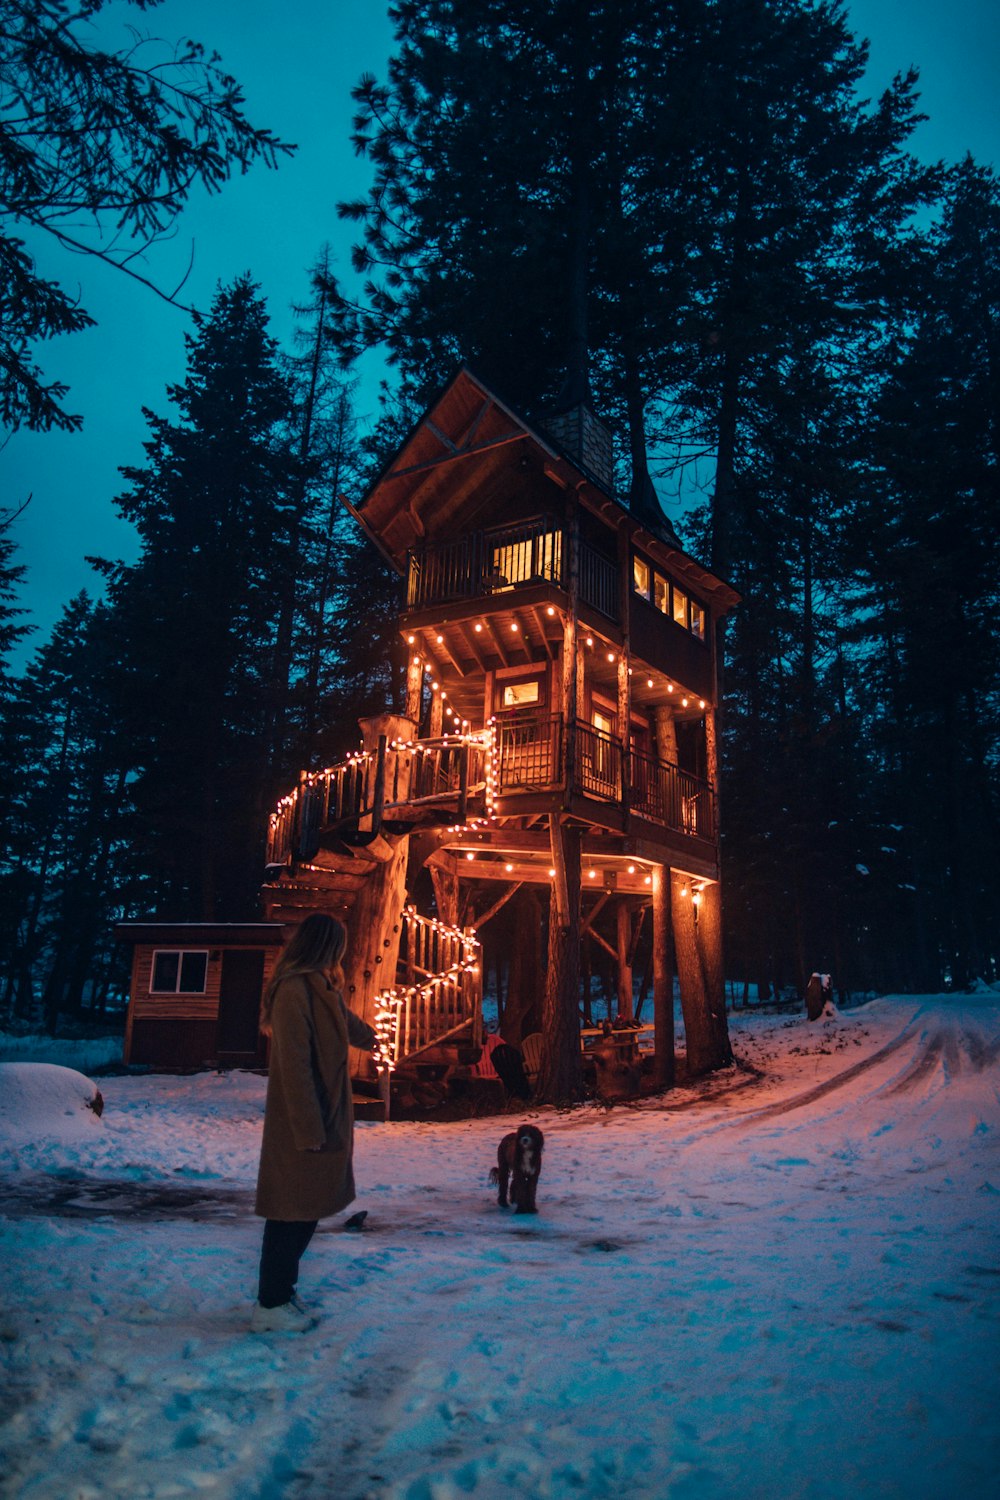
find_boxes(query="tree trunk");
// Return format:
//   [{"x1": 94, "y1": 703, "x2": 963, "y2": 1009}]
[
  {"x1": 672, "y1": 872, "x2": 732, "y2": 1078},
  {"x1": 537, "y1": 821, "x2": 583, "y2": 1103}
]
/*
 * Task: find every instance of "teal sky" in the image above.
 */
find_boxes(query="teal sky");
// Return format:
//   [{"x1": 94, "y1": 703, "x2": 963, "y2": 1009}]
[{"x1": 4, "y1": 0, "x2": 999, "y2": 666}]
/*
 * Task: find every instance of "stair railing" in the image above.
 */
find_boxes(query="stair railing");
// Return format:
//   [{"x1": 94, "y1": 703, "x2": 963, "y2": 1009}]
[{"x1": 373, "y1": 906, "x2": 482, "y2": 1077}]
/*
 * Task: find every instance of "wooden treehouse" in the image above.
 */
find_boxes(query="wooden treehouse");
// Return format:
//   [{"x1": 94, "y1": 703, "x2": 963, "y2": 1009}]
[{"x1": 262, "y1": 368, "x2": 739, "y2": 1108}]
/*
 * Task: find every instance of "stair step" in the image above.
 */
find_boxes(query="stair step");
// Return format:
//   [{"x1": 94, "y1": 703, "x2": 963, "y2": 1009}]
[{"x1": 352, "y1": 1093, "x2": 386, "y2": 1122}]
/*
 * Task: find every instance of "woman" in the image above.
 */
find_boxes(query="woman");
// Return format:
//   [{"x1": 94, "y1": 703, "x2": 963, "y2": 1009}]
[{"x1": 252, "y1": 912, "x2": 376, "y2": 1333}]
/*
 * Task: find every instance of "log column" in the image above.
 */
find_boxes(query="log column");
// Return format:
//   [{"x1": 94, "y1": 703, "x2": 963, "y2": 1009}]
[
  {"x1": 343, "y1": 714, "x2": 416, "y2": 1079},
  {"x1": 652, "y1": 864, "x2": 675, "y2": 1087},
  {"x1": 537, "y1": 818, "x2": 583, "y2": 1103}
]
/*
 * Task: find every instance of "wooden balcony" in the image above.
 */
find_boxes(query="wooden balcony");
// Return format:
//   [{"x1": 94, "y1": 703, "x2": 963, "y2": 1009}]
[
  {"x1": 406, "y1": 516, "x2": 619, "y2": 622},
  {"x1": 267, "y1": 713, "x2": 715, "y2": 869}
]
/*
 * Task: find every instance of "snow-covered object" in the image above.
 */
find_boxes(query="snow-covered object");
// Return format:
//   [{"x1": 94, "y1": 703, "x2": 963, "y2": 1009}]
[{"x1": 0, "y1": 1062, "x2": 104, "y2": 1138}]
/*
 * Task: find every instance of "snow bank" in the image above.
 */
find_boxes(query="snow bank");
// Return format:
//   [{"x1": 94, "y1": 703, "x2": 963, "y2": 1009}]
[{"x1": 0, "y1": 1062, "x2": 104, "y2": 1139}]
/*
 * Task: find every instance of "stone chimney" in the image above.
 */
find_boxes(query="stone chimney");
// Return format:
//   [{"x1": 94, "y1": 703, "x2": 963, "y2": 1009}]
[{"x1": 543, "y1": 400, "x2": 615, "y2": 497}]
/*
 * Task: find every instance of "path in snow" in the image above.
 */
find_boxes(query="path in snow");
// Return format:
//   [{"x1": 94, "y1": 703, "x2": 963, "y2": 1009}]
[{"x1": 1, "y1": 995, "x2": 998, "y2": 1500}]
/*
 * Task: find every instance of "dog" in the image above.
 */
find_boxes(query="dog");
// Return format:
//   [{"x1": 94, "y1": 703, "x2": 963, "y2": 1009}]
[{"x1": 488, "y1": 1124, "x2": 545, "y2": 1214}]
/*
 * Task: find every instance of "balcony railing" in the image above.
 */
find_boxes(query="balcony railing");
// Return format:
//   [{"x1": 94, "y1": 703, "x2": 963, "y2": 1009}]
[
  {"x1": 266, "y1": 715, "x2": 714, "y2": 868},
  {"x1": 406, "y1": 516, "x2": 619, "y2": 621}
]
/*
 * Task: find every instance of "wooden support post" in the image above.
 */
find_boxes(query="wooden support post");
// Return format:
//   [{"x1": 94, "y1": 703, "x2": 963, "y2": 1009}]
[
  {"x1": 429, "y1": 686, "x2": 444, "y2": 738},
  {"x1": 430, "y1": 860, "x2": 460, "y2": 928},
  {"x1": 653, "y1": 865, "x2": 675, "y2": 1088},
  {"x1": 561, "y1": 495, "x2": 580, "y2": 796},
  {"x1": 616, "y1": 899, "x2": 633, "y2": 1020},
  {"x1": 670, "y1": 872, "x2": 732, "y2": 1078},
  {"x1": 617, "y1": 651, "x2": 631, "y2": 821},
  {"x1": 405, "y1": 653, "x2": 423, "y2": 726},
  {"x1": 537, "y1": 818, "x2": 583, "y2": 1103},
  {"x1": 371, "y1": 735, "x2": 387, "y2": 836}
]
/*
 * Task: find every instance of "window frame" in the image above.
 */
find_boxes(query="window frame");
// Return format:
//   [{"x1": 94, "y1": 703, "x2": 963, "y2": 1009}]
[
  {"x1": 150, "y1": 949, "x2": 209, "y2": 995},
  {"x1": 631, "y1": 554, "x2": 708, "y2": 644}
]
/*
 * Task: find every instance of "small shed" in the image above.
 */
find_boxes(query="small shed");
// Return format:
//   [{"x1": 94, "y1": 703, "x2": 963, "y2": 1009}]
[{"x1": 117, "y1": 923, "x2": 285, "y2": 1070}]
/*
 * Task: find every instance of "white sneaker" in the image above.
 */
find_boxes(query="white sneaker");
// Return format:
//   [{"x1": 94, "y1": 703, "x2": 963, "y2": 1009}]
[{"x1": 250, "y1": 1297, "x2": 317, "y2": 1334}]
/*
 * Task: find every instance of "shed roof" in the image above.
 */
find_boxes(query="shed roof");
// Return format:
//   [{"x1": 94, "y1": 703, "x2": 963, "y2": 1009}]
[{"x1": 115, "y1": 923, "x2": 285, "y2": 947}]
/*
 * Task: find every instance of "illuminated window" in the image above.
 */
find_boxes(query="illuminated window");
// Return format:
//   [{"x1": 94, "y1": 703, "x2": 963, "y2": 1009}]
[
  {"x1": 151, "y1": 950, "x2": 208, "y2": 994},
  {"x1": 492, "y1": 530, "x2": 561, "y2": 589},
  {"x1": 502, "y1": 679, "x2": 541, "y2": 708},
  {"x1": 672, "y1": 587, "x2": 688, "y2": 628},
  {"x1": 635, "y1": 565, "x2": 707, "y2": 643}
]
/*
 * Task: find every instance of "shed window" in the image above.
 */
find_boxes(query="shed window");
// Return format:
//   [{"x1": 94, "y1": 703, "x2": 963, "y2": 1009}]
[{"x1": 151, "y1": 950, "x2": 208, "y2": 994}]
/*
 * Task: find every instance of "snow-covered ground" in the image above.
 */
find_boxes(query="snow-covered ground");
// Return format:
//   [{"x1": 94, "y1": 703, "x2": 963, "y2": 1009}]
[{"x1": 1, "y1": 995, "x2": 998, "y2": 1500}]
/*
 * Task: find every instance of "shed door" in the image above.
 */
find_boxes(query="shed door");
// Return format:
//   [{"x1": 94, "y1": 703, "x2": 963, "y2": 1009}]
[{"x1": 217, "y1": 949, "x2": 266, "y2": 1057}]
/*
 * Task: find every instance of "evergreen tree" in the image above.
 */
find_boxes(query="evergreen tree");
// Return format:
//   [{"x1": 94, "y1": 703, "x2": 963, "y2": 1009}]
[{"x1": 99, "y1": 277, "x2": 298, "y2": 919}]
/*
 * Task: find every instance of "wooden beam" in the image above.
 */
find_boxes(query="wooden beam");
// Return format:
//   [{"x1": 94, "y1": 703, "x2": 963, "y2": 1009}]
[
  {"x1": 458, "y1": 620, "x2": 490, "y2": 673},
  {"x1": 471, "y1": 882, "x2": 523, "y2": 929},
  {"x1": 482, "y1": 615, "x2": 511, "y2": 668},
  {"x1": 530, "y1": 604, "x2": 558, "y2": 660}
]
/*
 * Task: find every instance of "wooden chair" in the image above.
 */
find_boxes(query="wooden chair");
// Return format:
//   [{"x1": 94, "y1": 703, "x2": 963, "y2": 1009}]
[{"x1": 520, "y1": 1032, "x2": 544, "y2": 1085}]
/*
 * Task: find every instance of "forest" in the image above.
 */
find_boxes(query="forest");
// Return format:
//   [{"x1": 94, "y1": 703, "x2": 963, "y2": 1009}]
[{"x1": 1, "y1": 0, "x2": 997, "y2": 1031}]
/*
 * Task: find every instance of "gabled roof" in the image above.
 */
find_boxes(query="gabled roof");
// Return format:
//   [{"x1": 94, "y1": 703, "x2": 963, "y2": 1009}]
[{"x1": 349, "y1": 367, "x2": 739, "y2": 611}]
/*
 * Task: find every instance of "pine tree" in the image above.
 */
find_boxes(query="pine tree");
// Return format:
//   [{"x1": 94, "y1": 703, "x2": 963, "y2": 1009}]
[{"x1": 99, "y1": 277, "x2": 298, "y2": 919}]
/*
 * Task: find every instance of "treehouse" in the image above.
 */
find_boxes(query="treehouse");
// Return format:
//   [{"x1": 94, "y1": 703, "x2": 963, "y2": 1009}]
[{"x1": 262, "y1": 367, "x2": 739, "y2": 1108}]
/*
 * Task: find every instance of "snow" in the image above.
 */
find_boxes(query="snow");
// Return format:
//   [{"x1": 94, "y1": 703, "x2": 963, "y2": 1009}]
[
  {"x1": 0, "y1": 1062, "x2": 104, "y2": 1139},
  {"x1": 2, "y1": 995, "x2": 999, "y2": 1499}
]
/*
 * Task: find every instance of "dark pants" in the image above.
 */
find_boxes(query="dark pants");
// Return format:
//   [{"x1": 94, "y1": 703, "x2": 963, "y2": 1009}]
[{"x1": 257, "y1": 1219, "x2": 318, "y2": 1308}]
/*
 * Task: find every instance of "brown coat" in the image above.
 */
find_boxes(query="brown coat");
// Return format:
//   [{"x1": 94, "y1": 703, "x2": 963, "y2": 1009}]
[{"x1": 254, "y1": 972, "x2": 376, "y2": 1222}]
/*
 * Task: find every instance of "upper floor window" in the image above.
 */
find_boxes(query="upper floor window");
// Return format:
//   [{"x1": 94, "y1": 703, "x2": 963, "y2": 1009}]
[
  {"x1": 633, "y1": 556, "x2": 707, "y2": 643},
  {"x1": 151, "y1": 950, "x2": 208, "y2": 994},
  {"x1": 502, "y1": 679, "x2": 541, "y2": 709}
]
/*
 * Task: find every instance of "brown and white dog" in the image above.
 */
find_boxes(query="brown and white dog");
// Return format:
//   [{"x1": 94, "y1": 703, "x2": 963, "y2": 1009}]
[{"x1": 489, "y1": 1124, "x2": 545, "y2": 1214}]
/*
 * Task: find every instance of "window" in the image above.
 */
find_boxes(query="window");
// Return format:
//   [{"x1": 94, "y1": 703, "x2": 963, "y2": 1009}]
[
  {"x1": 632, "y1": 559, "x2": 707, "y2": 643},
  {"x1": 672, "y1": 587, "x2": 688, "y2": 628},
  {"x1": 151, "y1": 950, "x2": 208, "y2": 994},
  {"x1": 491, "y1": 529, "x2": 561, "y2": 589},
  {"x1": 502, "y1": 679, "x2": 541, "y2": 708}
]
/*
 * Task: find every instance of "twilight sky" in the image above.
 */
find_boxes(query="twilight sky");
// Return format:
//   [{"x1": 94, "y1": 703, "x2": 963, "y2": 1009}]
[{"x1": 4, "y1": 0, "x2": 999, "y2": 667}]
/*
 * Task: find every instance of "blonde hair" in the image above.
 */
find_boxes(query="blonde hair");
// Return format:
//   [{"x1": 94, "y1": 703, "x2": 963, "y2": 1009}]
[{"x1": 260, "y1": 913, "x2": 348, "y2": 1035}]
